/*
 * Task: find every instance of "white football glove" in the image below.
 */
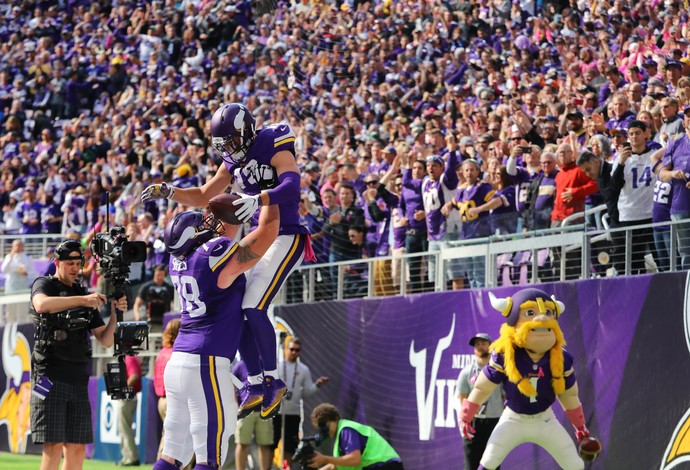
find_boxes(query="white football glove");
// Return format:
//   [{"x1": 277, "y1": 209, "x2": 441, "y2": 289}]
[{"x1": 232, "y1": 193, "x2": 261, "y2": 222}]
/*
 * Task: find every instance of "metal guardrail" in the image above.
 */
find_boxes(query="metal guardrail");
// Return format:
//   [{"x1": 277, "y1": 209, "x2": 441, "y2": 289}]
[
  {"x1": 3, "y1": 216, "x2": 687, "y2": 309},
  {"x1": 273, "y1": 218, "x2": 689, "y2": 304},
  {"x1": 0, "y1": 233, "x2": 62, "y2": 260}
]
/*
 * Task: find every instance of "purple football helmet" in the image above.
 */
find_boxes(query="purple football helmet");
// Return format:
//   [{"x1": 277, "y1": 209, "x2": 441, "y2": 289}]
[
  {"x1": 164, "y1": 211, "x2": 222, "y2": 259},
  {"x1": 211, "y1": 103, "x2": 257, "y2": 164}
]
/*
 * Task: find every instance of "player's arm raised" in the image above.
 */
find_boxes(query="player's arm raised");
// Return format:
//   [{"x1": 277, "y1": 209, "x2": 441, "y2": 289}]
[
  {"x1": 141, "y1": 164, "x2": 233, "y2": 207},
  {"x1": 233, "y1": 150, "x2": 301, "y2": 221},
  {"x1": 217, "y1": 204, "x2": 280, "y2": 288}
]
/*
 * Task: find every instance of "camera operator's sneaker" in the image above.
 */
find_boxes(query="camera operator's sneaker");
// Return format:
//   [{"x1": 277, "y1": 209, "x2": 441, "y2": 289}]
[
  {"x1": 237, "y1": 382, "x2": 263, "y2": 419},
  {"x1": 260, "y1": 376, "x2": 287, "y2": 420}
]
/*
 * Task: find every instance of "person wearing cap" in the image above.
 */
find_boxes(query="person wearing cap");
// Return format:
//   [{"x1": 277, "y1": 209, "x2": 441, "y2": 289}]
[
  {"x1": 423, "y1": 135, "x2": 463, "y2": 290},
  {"x1": 666, "y1": 60, "x2": 683, "y2": 92},
  {"x1": 656, "y1": 97, "x2": 684, "y2": 145},
  {"x1": 642, "y1": 59, "x2": 659, "y2": 81},
  {"x1": 303, "y1": 161, "x2": 324, "y2": 206},
  {"x1": 658, "y1": 105, "x2": 690, "y2": 271},
  {"x1": 172, "y1": 163, "x2": 199, "y2": 190},
  {"x1": 457, "y1": 333, "x2": 503, "y2": 470},
  {"x1": 561, "y1": 110, "x2": 587, "y2": 147},
  {"x1": 30, "y1": 239, "x2": 127, "y2": 470},
  {"x1": 320, "y1": 165, "x2": 340, "y2": 202}
]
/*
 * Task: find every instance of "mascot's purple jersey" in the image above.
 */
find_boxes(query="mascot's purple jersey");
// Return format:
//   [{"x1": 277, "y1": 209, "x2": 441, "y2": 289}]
[
  {"x1": 224, "y1": 123, "x2": 308, "y2": 235},
  {"x1": 169, "y1": 237, "x2": 246, "y2": 359},
  {"x1": 484, "y1": 349, "x2": 576, "y2": 415}
]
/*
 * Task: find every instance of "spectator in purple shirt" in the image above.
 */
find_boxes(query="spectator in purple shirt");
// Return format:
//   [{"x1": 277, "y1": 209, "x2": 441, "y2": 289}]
[
  {"x1": 445, "y1": 159, "x2": 495, "y2": 289},
  {"x1": 658, "y1": 106, "x2": 690, "y2": 270},
  {"x1": 606, "y1": 94, "x2": 636, "y2": 131},
  {"x1": 401, "y1": 152, "x2": 429, "y2": 293},
  {"x1": 18, "y1": 187, "x2": 42, "y2": 234},
  {"x1": 423, "y1": 135, "x2": 462, "y2": 290}
]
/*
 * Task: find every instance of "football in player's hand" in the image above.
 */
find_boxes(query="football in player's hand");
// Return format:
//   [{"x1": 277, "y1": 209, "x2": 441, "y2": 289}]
[
  {"x1": 209, "y1": 193, "x2": 244, "y2": 225},
  {"x1": 579, "y1": 436, "x2": 602, "y2": 462}
]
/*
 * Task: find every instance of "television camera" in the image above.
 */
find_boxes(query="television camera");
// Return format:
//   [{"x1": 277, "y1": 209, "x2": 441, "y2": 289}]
[
  {"x1": 92, "y1": 225, "x2": 148, "y2": 400},
  {"x1": 292, "y1": 434, "x2": 323, "y2": 470}
]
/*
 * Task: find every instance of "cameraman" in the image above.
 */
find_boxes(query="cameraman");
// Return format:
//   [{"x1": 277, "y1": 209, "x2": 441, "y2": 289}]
[
  {"x1": 30, "y1": 239, "x2": 127, "y2": 470},
  {"x1": 309, "y1": 403, "x2": 403, "y2": 470}
]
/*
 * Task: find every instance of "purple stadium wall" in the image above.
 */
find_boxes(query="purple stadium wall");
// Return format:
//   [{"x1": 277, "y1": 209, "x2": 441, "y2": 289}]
[
  {"x1": 274, "y1": 272, "x2": 690, "y2": 470},
  {"x1": 2, "y1": 272, "x2": 690, "y2": 468}
]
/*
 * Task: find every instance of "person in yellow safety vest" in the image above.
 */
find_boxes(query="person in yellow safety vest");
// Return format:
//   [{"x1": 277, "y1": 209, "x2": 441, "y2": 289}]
[{"x1": 308, "y1": 403, "x2": 404, "y2": 470}]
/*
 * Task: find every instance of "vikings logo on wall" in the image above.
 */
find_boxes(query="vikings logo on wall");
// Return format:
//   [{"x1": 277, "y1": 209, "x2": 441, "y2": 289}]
[
  {"x1": 660, "y1": 271, "x2": 690, "y2": 469},
  {"x1": 0, "y1": 324, "x2": 31, "y2": 453}
]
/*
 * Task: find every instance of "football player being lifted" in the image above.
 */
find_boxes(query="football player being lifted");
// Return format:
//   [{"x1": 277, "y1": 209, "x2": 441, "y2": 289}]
[
  {"x1": 142, "y1": 104, "x2": 314, "y2": 420},
  {"x1": 459, "y1": 288, "x2": 601, "y2": 469}
]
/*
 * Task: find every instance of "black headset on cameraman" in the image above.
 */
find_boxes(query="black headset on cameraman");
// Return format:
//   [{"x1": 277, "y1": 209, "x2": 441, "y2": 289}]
[{"x1": 54, "y1": 240, "x2": 85, "y2": 267}]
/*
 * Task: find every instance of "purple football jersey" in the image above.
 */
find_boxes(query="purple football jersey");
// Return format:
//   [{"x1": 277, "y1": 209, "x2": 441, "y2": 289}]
[
  {"x1": 225, "y1": 123, "x2": 308, "y2": 235},
  {"x1": 484, "y1": 348, "x2": 576, "y2": 415},
  {"x1": 170, "y1": 237, "x2": 247, "y2": 359},
  {"x1": 661, "y1": 134, "x2": 690, "y2": 214},
  {"x1": 652, "y1": 179, "x2": 672, "y2": 225},
  {"x1": 422, "y1": 151, "x2": 460, "y2": 241},
  {"x1": 453, "y1": 182, "x2": 495, "y2": 239},
  {"x1": 401, "y1": 169, "x2": 426, "y2": 232},
  {"x1": 490, "y1": 186, "x2": 519, "y2": 235},
  {"x1": 512, "y1": 168, "x2": 541, "y2": 212},
  {"x1": 535, "y1": 171, "x2": 558, "y2": 210}
]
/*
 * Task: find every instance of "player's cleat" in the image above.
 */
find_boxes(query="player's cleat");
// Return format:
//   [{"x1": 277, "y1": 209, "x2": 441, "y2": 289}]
[
  {"x1": 237, "y1": 382, "x2": 263, "y2": 419},
  {"x1": 260, "y1": 376, "x2": 287, "y2": 420}
]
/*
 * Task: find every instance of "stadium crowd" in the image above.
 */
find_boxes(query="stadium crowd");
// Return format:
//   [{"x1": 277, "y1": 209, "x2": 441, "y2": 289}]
[{"x1": 1, "y1": 0, "x2": 690, "y2": 295}]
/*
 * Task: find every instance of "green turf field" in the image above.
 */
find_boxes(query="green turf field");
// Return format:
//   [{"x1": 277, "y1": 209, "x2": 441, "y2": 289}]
[{"x1": 0, "y1": 452, "x2": 122, "y2": 469}]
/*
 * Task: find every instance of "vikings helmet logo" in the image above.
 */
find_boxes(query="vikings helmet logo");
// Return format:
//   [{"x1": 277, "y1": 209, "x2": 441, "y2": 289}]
[
  {"x1": 660, "y1": 272, "x2": 690, "y2": 469},
  {"x1": 0, "y1": 324, "x2": 32, "y2": 453}
]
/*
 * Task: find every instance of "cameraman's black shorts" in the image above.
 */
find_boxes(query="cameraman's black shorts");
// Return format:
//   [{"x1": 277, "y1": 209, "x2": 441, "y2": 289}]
[{"x1": 31, "y1": 379, "x2": 93, "y2": 445}]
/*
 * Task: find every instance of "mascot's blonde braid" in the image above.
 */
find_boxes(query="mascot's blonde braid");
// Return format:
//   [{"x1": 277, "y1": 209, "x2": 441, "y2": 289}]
[
  {"x1": 492, "y1": 322, "x2": 568, "y2": 398},
  {"x1": 549, "y1": 326, "x2": 567, "y2": 395}
]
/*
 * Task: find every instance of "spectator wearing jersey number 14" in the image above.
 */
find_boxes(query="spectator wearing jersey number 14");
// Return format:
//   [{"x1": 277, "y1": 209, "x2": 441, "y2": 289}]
[
  {"x1": 610, "y1": 120, "x2": 661, "y2": 275},
  {"x1": 658, "y1": 106, "x2": 690, "y2": 271}
]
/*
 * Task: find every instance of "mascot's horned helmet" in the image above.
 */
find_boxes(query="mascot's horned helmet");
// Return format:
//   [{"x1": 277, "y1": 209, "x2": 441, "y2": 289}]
[{"x1": 488, "y1": 288, "x2": 565, "y2": 326}]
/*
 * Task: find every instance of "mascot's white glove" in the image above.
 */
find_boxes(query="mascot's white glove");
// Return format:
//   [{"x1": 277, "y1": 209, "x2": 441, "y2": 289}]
[
  {"x1": 459, "y1": 399, "x2": 480, "y2": 440},
  {"x1": 141, "y1": 182, "x2": 175, "y2": 202},
  {"x1": 232, "y1": 193, "x2": 261, "y2": 222}
]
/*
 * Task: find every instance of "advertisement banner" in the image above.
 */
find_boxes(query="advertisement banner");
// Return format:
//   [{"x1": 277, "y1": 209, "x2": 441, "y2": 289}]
[
  {"x1": 92, "y1": 376, "x2": 151, "y2": 463},
  {"x1": 275, "y1": 272, "x2": 690, "y2": 470}
]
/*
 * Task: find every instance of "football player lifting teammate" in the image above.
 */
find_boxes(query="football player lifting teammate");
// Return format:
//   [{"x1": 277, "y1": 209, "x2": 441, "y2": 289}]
[{"x1": 142, "y1": 104, "x2": 315, "y2": 420}]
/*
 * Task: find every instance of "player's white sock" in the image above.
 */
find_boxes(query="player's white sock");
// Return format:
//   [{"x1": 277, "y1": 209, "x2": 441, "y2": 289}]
[
  {"x1": 264, "y1": 369, "x2": 278, "y2": 379},
  {"x1": 248, "y1": 374, "x2": 263, "y2": 385}
]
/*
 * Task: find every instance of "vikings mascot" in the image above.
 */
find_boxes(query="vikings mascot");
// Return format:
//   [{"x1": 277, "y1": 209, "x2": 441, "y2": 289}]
[{"x1": 459, "y1": 288, "x2": 600, "y2": 469}]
